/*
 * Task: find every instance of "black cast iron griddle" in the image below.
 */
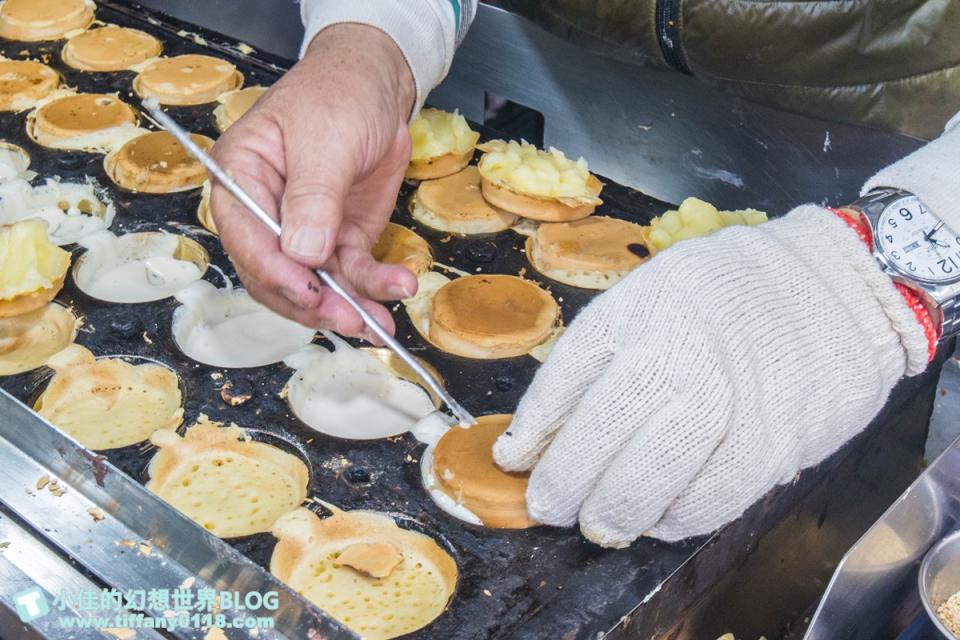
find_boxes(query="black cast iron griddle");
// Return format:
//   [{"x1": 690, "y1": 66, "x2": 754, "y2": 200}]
[
  {"x1": 0, "y1": 3, "x2": 950, "y2": 640},
  {"x1": 0, "y1": 4, "x2": 700, "y2": 638}
]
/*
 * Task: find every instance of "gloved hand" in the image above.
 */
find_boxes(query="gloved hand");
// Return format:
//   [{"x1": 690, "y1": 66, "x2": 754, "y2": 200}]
[
  {"x1": 210, "y1": 24, "x2": 418, "y2": 340},
  {"x1": 494, "y1": 206, "x2": 929, "y2": 547}
]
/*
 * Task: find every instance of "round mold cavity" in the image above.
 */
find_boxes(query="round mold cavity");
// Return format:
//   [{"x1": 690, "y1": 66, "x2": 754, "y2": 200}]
[
  {"x1": 139, "y1": 425, "x2": 315, "y2": 545},
  {"x1": 72, "y1": 231, "x2": 209, "y2": 304},
  {"x1": 29, "y1": 353, "x2": 187, "y2": 451},
  {"x1": 284, "y1": 346, "x2": 442, "y2": 441}
]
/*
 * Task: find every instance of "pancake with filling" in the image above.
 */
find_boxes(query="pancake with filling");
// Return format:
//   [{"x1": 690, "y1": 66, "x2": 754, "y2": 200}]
[
  {"x1": 426, "y1": 274, "x2": 559, "y2": 359},
  {"x1": 0, "y1": 0, "x2": 94, "y2": 42},
  {"x1": 0, "y1": 219, "x2": 70, "y2": 318},
  {"x1": 430, "y1": 413, "x2": 534, "y2": 529},
  {"x1": 35, "y1": 344, "x2": 183, "y2": 450},
  {"x1": 104, "y1": 130, "x2": 212, "y2": 193},
  {"x1": 28, "y1": 93, "x2": 141, "y2": 152},
  {"x1": 0, "y1": 60, "x2": 59, "y2": 111},
  {"x1": 271, "y1": 506, "x2": 457, "y2": 640},
  {"x1": 133, "y1": 54, "x2": 243, "y2": 106},
  {"x1": 406, "y1": 108, "x2": 479, "y2": 180},
  {"x1": 213, "y1": 85, "x2": 266, "y2": 132},
  {"x1": 0, "y1": 303, "x2": 77, "y2": 375},
  {"x1": 62, "y1": 25, "x2": 162, "y2": 71},
  {"x1": 371, "y1": 223, "x2": 433, "y2": 276},
  {"x1": 146, "y1": 418, "x2": 309, "y2": 538},
  {"x1": 477, "y1": 139, "x2": 603, "y2": 222},
  {"x1": 526, "y1": 216, "x2": 649, "y2": 290},
  {"x1": 411, "y1": 167, "x2": 517, "y2": 234}
]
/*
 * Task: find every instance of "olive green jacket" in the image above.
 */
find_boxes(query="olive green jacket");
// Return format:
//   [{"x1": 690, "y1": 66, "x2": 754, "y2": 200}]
[{"x1": 502, "y1": 0, "x2": 960, "y2": 139}]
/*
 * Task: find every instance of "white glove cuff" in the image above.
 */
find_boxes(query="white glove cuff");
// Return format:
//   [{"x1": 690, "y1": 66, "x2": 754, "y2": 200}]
[
  {"x1": 300, "y1": 0, "x2": 456, "y2": 116},
  {"x1": 779, "y1": 207, "x2": 930, "y2": 377},
  {"x1": 862, "y1": 110, "x2": 960, "y2": 235}
]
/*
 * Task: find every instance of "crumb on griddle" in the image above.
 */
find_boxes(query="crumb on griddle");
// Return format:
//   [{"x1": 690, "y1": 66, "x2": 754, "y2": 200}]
[
  {"x1": 87, "y1": 507, "x2": 105, "y2": 522},
  {"x1": 36, "y1": 475, "x2": 50, "y2": 490}
]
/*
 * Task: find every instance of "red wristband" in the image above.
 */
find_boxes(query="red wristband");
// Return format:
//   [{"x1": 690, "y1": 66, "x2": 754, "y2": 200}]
[{"x1": 827, "y1": 207, "x2": 937, "y2": 363}]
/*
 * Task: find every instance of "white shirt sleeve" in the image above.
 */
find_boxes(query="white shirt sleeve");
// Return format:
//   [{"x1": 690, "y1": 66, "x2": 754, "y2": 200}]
[{"x1": 300, "y1": 0, "x2": 477, "y2": 113}]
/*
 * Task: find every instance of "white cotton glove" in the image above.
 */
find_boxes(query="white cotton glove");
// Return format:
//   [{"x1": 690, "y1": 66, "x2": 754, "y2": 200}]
[{"x1": 493, "y1": 207, "x2": 929, "y2": 547}]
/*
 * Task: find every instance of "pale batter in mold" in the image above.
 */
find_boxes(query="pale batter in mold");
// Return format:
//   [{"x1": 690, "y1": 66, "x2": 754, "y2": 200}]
[
  {"x1": 0, "y1": 177, "x2": 114, "y2": 245},
  {"x1": 283, "y1": 333, "x2": 437, "y2": 440},
  {"x1": 171, "y1": 279, "x2": 315, "y2": 368},
  {"x1": 0, "y1": 142, "x2": 31, "y2": 182},
  {"x1": 74, "y1": 231, "x2": 206, "y2": 303}
]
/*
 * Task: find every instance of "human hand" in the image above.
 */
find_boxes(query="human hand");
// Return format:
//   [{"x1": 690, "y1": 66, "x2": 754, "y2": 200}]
[
  {"x1": 494, "y1": 207, "x2": 928, "y2": 547},
  {"x1": 210, "y1": 24, "x2": 419, "y2": 340}
]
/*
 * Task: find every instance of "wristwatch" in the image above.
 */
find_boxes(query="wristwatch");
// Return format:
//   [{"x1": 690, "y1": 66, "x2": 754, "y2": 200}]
[{"x1": 848, "y1": 187, "x2": 960, "y2": 340}]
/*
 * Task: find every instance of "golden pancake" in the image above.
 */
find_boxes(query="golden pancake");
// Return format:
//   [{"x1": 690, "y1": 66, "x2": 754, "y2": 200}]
[
  {"x1": 271, "y1": 506, "x2": 457, "y2": 640},
  {"x1": 133, "y1": 54, "x2": 243, "y2": 106},
  {"x1": 411, "y1": 166, "x2": 517, "y2": 234},
  {"x1": 0, "y1": 303, "x2": 77, "y2": 376},
  {"x1": 213, "y1": 85, "x2": 266, "y2": 132},
  {"x1": 0, "y1": 0, "x2": 94, "y2": 42},
  {"x1": 526, "y1": 216, "x2": 649, "y2": 290},
  {"x1": 371, "y1": 223, "x2": 433, "y2": 276},
  {"x1": 28, "y1": 93, "x2": 141, "y2": 152},
  {"x1": 104, "y1": 130, "x2": 212, "y2": 193},
  {"x1": 428, "y1": 274, "x2": 559, "y2": 359},
  {"x1": 0, "y1": 219, "x2": 70, "y2": 318},
  {"x1": 406, "y1": 108, "x2": 479, "y2": 180},
  {"x1": 62, "y1": 25, "x2": 161, "y2": 71},
  {"x1": 431, "y1": 413, "x2": 534, "y2": 529},
  {"x1": 35, "y1": 344, "x2": 183, "y2": 450},
  {"x1": 0, "y1": 60, "x2": 59, "y2": 111},
  {"x1": 196, "y1": 179, "x2": 216, "y2": 233},
  {"x1": 147, "y1": 418, "x2": 309, "y2": 538},
  {"x1": 477, "y1": 140, "x2": 602, "y2": 222}
]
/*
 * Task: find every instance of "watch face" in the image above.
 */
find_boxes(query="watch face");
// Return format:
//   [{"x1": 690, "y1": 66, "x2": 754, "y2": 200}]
[{"x1": 874, "y1": 195, "x2": 960, "y2": 284}]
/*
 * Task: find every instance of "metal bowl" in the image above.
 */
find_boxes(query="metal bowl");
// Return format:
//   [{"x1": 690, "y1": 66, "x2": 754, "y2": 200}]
[{"x1": 920, "y1": 528, "x2": 960, "y2": 638}]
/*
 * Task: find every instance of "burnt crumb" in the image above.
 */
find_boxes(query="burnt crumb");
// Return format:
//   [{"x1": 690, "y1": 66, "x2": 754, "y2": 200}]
[
  {"x1": 344, "y1": 467, "x2": 371, "y2": 485},
  {"x1": 493, "y1": 375, "x2": 514, "y2": 392},
  {"x1": 110, "y1": 317, "x2": 143, "y2": 340},
  {"x1": 220, "y1": 379, "x2": 253, "y2": 406}
]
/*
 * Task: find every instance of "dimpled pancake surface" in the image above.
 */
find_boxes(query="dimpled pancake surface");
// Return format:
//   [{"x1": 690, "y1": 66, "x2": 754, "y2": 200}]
[
  {"x1": 134, "y1": 54, "x2": 242, "y2": 106},
  {"x1": 0, "y1": 60, "x2": 58, "y2": 111},
  {"x1": 63, "y1": 26, "x2": 162, "y2": 71},
  {"x1": 0, "y1": 0, "x2": 94, "y2": 42},
  {"x1": 432, "y1": 414, "x2": 534, "y2": 529},
  {"x1": 106, "y1": 131, "x2": 211, "y2": 193},
  {"x1": 413, "y1": 166, "x2": 516, "y2": 234},
  {"x1": 0, "y1": 303, "x2": 76, "y2": 375},
  {"x1": 147, "y1": 419, "x2": 309, "y2": 538},
  {"x1": 35, "y1": 345, "x2": 183, "y2": 450},
  {"x1": 429, "y1": 275, "x2": 559, "y2": 358},
  {"x1": 272, "y1": 507, "x2": 457, "y2": 640},
  {"x1": 34, "y1": 93, "x2": 136, "y2": 137},
  {"x1": 371, "y1": 223, "x2": 433, "y2": 276}
]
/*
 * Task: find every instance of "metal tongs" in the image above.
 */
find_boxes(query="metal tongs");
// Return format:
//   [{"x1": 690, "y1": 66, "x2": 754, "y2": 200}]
[{"x1": 144, "y1": 100, "x2": 475, "y2": 427}]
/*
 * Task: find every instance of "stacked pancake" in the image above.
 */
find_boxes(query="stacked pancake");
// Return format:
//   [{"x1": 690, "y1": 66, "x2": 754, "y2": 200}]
[
  {"x1": 404, "y1": 272, "x2": 560, "y2": 360},
  {"x1": 422, "y1": 414, "x2": 535, "y2": 528},
  {"x1": 411, "y1": 166, "x2": 517, "y2": 234},
  {"x1": 271, "y1": 506, "x2": 457, "y2": 640},
  {"x1": 35, "y1": 344, "x2": 183, "y2": 450},
  {"x1": 372, "y1": 223, "x2": 434, "y2": 276},
  {"x1": 146, "y1": 418, "x2": 309, "y2": 538},
  {"x1": 105, "y1": 130, "x2": 213, "y2": 193},
  {"x1": 63, "y1": 25, "x2": 162, "y2": 71},
  {"x1": 27, "y1": 93, "x2": 144, "y2": 153},
  {"x1": 133, "y1": 54, "x2": 243, "y2": 106},
  {"x1": 0, "y1": 60, "x2": 60, "y2": 111},
  {"x1": 406, "y1": 108, "x2": 479, "y2": 180},
  {"x1": 0, "y1": 0, "x2": 94, "y2": 42},
  {"x1": 0, "y1": 219, "x2": 71, "y2": 318},
  {"x1": 213, "y1": 85, "x2": 266, "y2": 132}
]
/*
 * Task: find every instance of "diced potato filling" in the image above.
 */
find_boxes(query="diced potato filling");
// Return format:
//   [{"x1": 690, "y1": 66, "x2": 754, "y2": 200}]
[
  {"x1": 409, "y1": 108, "x2": 479, "y2": 161},
  {"x1": 646, "y1": 197, "x2": 767, "y2": 254},
  {"x1": 0, "y1": 218, "x2": 70, "y2": 300},
  {"x1": 479, "y1": 139, "x2": 593, "y2": 198}
]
